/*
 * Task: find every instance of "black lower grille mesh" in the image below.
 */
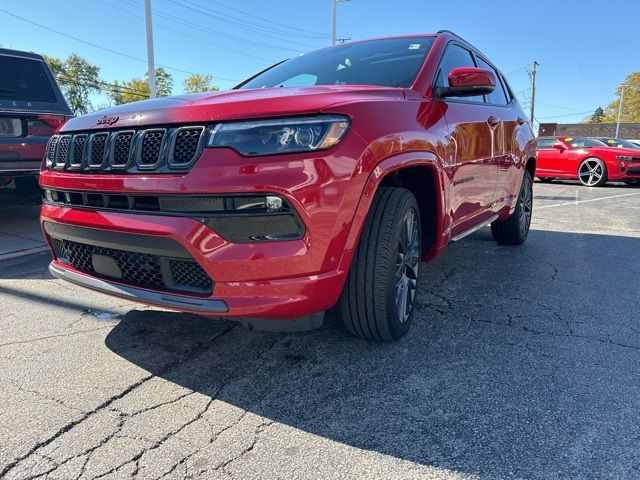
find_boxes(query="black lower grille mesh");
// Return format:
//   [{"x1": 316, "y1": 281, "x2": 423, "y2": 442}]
[{"x1": 52, "y1": 238, "x2": 212, "y2": 294}]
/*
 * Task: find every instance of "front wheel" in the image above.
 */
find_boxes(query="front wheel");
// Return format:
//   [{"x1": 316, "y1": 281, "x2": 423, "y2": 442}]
[
  {"x1": 578, "y1": 158, "x2": 607, "y2": 187},
  {"x1": 338, "y1": 187, "x2": 422, "y2": 341},
  {"x1": 491, "y1": 169, "x2": 533, "y2": 245}
]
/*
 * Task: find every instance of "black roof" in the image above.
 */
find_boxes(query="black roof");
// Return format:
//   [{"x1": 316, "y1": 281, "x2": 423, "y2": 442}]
[{"x1": 0, "y1": 47, "x2": 45, "y2": 61}]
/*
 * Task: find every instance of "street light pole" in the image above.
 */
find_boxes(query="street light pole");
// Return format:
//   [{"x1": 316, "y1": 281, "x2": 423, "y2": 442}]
[
  {"x1": 615, "y1": 84, "x2": 628, "y2": 138},
  {"x1": 332, "y1": 0, "x2": 337, "y2": 45},
  {"x1": 144, "y1": 0, "x2": 157, "y2": 99},
  {"x1": 332, "y1": 0, "x2": 351, "y2": 46},
  {"x1": 529, "y1": 61, "x2": 539, "y2": 127}
]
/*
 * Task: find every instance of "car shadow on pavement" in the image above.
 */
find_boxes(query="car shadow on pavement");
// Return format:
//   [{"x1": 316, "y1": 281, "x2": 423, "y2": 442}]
[{"x1": 104, "y1": 229, "x2": 640, "y2": 478}]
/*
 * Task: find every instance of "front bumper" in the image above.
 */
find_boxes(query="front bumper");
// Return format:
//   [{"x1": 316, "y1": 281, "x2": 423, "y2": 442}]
[
  {"x1": 39, "y1": 144, "x2": 366, "y2": 319},
  {"x1": 41, "y1": 203, "x2": 354, "y2": 319}
]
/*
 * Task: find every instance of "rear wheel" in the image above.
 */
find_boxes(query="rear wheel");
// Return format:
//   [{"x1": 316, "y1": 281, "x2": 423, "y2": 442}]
[
  {"x1": 339, "y1": 187, "x2": 422, "y2": 341},
  {"x1": 491, "y1": 170, "x2": 533, "y2": 245},
  {"x1": 578, "y1": 158, "x2": 607, "y2": 187}
]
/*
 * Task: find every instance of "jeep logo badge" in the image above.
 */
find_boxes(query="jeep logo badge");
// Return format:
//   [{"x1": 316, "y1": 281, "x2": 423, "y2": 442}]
[{"x1": 96, "y1": 115, "x2": 119, "y2": 126}]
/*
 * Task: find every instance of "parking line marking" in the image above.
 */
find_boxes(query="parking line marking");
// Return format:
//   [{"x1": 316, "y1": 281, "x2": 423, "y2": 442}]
[{"x1": 536, "y1": 191, "x2": 640, "y2": 209}]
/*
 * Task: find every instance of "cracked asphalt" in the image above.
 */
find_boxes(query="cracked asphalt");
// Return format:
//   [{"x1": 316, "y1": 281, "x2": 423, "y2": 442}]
[{"x1": 1, "y1": 180, "x2": 639, "y2": 480}]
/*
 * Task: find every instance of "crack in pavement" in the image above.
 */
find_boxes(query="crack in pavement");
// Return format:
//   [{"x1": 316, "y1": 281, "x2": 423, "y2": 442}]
[
  {"x1": 0, "y1": 326, "x2": 113, "y2": 349},
  {"x1": 0, "y1": 323, "x2": 238, "y2": 478}
]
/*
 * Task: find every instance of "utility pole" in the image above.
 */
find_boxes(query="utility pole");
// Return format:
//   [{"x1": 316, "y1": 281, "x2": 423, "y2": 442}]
[
  {"x1": 615, "y1": 84, "x2": 628, "y2": 138},
  {"x1": 529, "y1": 61, "x2": 539, "y2": 126},
  {"x1": 332, "y1": 0, "x2": 351, "y2": 46},
  {"x1": 144, "y1": 0, "x2": 157, "y2": 98}
]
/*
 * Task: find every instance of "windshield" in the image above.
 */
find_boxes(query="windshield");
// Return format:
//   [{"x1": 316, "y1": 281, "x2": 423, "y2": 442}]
[
  {"x1": 238, "y1": 37, "x2": 435, "y2": 90},
  {"x1": 564, "y1": 137, "x2": 606, "y2": 148},
  {"x1": 598, "y1": 138, "x2": 640, "y2": 149}
]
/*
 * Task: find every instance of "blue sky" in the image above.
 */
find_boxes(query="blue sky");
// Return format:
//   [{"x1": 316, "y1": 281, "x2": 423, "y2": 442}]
[{"x1": 1, "y1": 0, "x2": 638, "y2": 126}]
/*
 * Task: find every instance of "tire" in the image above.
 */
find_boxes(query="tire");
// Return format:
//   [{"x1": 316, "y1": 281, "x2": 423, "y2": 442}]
[
  {"x1": 578, "y1": 158, "x2": 607, "y2": 187},
  {"x1": 491, "y1": 170, "x2": 533, "y2": 245},
  {"x1": 338, "y1": 187, "x2": 422, "y2": 341},
  {"x1": 537, "y1": 177, "x2": 554, "y2": 183}
]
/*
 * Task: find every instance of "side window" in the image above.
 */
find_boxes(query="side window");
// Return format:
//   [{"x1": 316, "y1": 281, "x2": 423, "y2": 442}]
[
  {"x1": 536, "y1": 138, "x2": 557, "y2": 149},
  {"x1": 475, "y1": 57, "x2": 508, "y2": 105},
  {"x1": 435, "y1": 44, "x2": 484, "y2": 103}
]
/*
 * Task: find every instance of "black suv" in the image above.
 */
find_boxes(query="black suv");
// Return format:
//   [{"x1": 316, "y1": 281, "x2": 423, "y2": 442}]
[{"x1": 0, "y1": 48, "x2": 71, "y2": 198}]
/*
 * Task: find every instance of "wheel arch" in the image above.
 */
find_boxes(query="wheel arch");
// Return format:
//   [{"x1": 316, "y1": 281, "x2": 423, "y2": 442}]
[{"x1": 344, "y1": 151, "x2": 448, "y2": 261}]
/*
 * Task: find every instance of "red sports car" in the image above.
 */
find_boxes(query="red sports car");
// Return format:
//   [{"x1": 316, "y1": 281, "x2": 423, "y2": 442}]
[{"x1": 536, "y1": 136, "x2": 640, "y2": 186}]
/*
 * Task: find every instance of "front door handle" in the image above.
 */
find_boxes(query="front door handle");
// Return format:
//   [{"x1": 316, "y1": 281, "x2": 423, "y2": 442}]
[{"x1": 487, "y1": 116, "x2": 500, "y2": 128}]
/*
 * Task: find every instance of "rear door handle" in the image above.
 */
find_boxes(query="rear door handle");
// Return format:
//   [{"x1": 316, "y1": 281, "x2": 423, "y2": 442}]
[{"x1": 487, "y1": 116, "x2": 500, "y2": 128}]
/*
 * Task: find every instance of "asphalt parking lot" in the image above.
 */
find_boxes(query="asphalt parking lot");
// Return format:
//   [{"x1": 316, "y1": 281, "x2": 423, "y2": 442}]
[{"x1": 1, "y1": 181, "x2": 639, "y2": 480}]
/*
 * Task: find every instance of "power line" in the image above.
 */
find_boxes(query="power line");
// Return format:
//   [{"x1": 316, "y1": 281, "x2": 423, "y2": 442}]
[
  {"x1": 505, "y1": 65, "x2": 529, "y2": 76},
  {"x1": 54, "y1": 72, "x2": 149, "y2": 99},
  {"x1": 173, "y1": 0, "x2": 326, "y2": 47},
  {"x1": 206, "y1": 0, "x2": 330, "y2": 38},
  {"x1": 114, "y1": 0, "x2": 309, "y2": 55},
  {"x1": 161, "y1": 0, "x2": 310, "y2": 53},
  {"x1": 0, "y1": 7, "x2": 197, "y2": 76},
  {"x1": 535, "y1": 101, "x2": 592, "y2": 112},
  {"x1": 537, "y1": 111, "x2": 593, "y2": 120},
  {"x1": 103, "y1": 0, "x2": 254, "y2": 76}
]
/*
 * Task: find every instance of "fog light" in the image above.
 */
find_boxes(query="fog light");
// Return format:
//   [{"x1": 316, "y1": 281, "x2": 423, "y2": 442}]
[{"x1": 265, "y1": 195, "x2": 283, "y2": 211}]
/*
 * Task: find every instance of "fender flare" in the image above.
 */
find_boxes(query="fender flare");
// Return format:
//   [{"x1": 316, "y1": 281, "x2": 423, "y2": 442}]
[{"x1": 343, "y1": 150, "x2": 449, "y2": 257}]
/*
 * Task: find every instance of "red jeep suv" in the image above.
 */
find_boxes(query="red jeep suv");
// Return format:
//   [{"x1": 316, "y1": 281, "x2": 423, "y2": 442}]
[{"x1": 40, "y1": 31, "x2": 536, "y2": 340}]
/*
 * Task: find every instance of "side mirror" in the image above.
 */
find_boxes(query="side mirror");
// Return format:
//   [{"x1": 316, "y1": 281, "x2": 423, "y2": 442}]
[
  {"x1": 435, "y1": 67, "x2": 496, "y2": 98},
  {"x1": 552, "y1": 143, "x2": 566, "y2": 152}
]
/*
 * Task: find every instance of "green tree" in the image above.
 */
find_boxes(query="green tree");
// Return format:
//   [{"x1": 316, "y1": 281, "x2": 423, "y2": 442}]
[
  {"x1": 586, "y1": 106, "x2": 604, "y2": 124},
  {"x1": 602, "y1": 72, "x2": 640, "y2": 123},
  {"x1": 183, "y1": 74, "x2": 219, "y2": 94},
  {"x1": 109, "y1": 67, "x2": 173, "y2": 105},
  {"x1": 43, "y1": 53, "x2": 101, "y2": 114}
]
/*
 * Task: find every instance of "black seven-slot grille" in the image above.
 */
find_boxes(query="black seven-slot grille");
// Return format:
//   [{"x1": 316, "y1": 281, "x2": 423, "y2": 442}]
[
  {"x1": 52, "y1": 238, "x2": 213, "y2": 294},
  {"x1": 45, "y1": 126, "x2": 206, "y2": 173}
]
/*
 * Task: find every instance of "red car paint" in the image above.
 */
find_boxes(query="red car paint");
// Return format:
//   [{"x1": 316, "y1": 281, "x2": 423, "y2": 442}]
[
  {"x1": 40, "y1": 32, "x2": 536, "y2": 321},
  {"x1": 536, "y1": 136, "x2": 640, "y2": 183}
]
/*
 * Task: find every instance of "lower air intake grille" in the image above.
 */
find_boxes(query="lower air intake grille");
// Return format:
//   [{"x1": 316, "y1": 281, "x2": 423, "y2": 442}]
[
  {"x1": 169, "y1": 260, "x2": 214, "y2": 292},
  {"x1": 52, "y1": 238, "x2": 213, "y2": 294}
]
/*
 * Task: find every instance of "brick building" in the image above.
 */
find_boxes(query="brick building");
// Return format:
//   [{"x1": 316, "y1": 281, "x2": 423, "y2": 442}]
[{"x1": 538, "y1": 122, "x2": 640, "y2": 139}]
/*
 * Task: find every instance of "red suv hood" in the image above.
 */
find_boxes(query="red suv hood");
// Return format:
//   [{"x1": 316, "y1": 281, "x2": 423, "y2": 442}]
[{"x1": 60, "y1": 85, "x2": 405, "y2": 132}]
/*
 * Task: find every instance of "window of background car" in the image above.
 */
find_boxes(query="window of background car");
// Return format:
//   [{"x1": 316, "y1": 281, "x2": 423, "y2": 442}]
[
  {"x1": 475, "y1": 57, "x2": 508, "y2": 105},
  {"x1": 238, "y1": 37, "x2": 435, "y2": 90},
  {"x1": 566, "y1": 137, "x2": 606, "y2": 148},
  {"x1": 434, "y1": 43, "x2": 484, "y2": 103},
  {"x1": 536, "y1": 138, "x2": 558, "y2": 149},
  {"x1": 0, "y1": 56, "x2": 56, "y2": 103},
  {"x1": 599, "y1": 138, "x2": 640, "y2": 149}
]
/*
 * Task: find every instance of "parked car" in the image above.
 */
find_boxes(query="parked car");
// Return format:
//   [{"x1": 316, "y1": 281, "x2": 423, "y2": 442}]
[
  {"x1": 0, "y1": 48, "x2": 71, "y2": 200},
  {"x1": 40, "y1": 31, "x2": 536, "y2": 340},
  {"x1": 593, "y1": 137, "x2": 640, "y2": 150},
  {"x1": 536, "y1": 136, "x2": 640, "y2": 187}
]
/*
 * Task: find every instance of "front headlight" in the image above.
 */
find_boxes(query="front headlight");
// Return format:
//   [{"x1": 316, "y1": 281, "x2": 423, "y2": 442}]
[
  {"x1": 207, "y1": 115, "x2": 350, "y2": 156},
  {"x1": 617, "y1": 155, "x2": 635, "y2": 161}
]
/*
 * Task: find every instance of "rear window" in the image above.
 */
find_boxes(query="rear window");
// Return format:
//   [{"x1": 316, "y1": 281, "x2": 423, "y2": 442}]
[{"x1": 0, "y1": 56, "x2": 57, "y2": 103}]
